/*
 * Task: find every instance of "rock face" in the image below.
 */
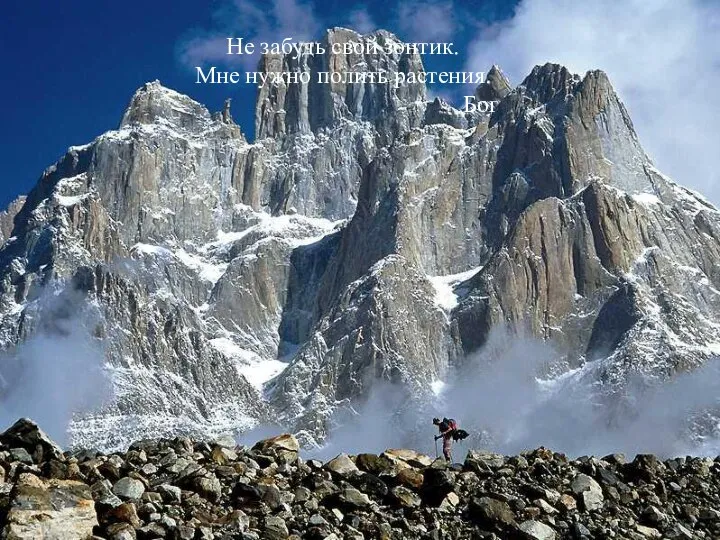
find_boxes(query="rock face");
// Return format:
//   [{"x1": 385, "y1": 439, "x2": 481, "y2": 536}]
[
  {"x1": 0, "y1": 28, "x2": 719, "y2": 450},
  {"x1": 3, "y1": 473, "x2": 97, "y2": 540},
  {"x1": 0, "y1": 421, "x2": 719, "y2": 540},
  {"x1": 256, "y1": 28, "x2": 426, "y2": 142},
  {"x1": 0, "y1": 196, "x2": 25, "y2": 247}
]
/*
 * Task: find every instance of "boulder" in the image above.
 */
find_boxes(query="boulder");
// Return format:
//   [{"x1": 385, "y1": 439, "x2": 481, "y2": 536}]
[
  {"x1": 469, "y1": 496, "x2": 516, "y2": 527},
  {"x1": 339, "y1": 487, "x2": 371, "y2": 508},
  {"x1": 465, "y1": 450, "x2": 506, "y2": 472},
  {"x1": 325, "y1": 453, "x2": 359, "y2": 476},
  {"x1": 635, "y1": 524, "x2": 662, "y2": 539},
  {"x1": 105, "y1": 522, "x2": 137, "y2": 540},
  {"x1": 157, "y1": 483, "x2": 182, "y2": 504},
  {"x1": 0, "y1": 418, "x2": 64, "y2": 463},
  {"x1": 105, "y1": 502, "x2": 141, "y2": 528},
  {"x1": 252, "y1": 434, "x2": 299, "y2": 464},
  {"x1": 3, "y1": 473, "x2": 98, "y2": 539},
  {"x1": 570, "y1": 474, "x2": 604, "y2": 511},
  {"x1": 518, "y1": 520, "x2": 556, "y2": 540},
  {"x1": 395, "y1": 467, "x2": 424, "y2": 489},
  {"x1": 91, "y1": 480, "x2": 123, "y2": 509},
  {"x1": 557, "y1": 493, "x2": 577, "y2": 512},
  {"x1": 391, "y1": 486, "x2": 421, "y2": 508},
  {"x1": 421, "y1": 468, "x2": 456, "y2": 506},
  {"x1": 189, "y1": 474, "x2": 222, "y2": 502},
  {"x1": 212, "y1": 434, "x2": 237, "y2": 449},
  {"x1": 355, "y1": 453, "x2": 396, "y2": 476},
  {"x1": 264, "y1": 515, "x2": 289, "y2": 540},
  {"x1": 629, "y1": 454, "x2": 666, "y2": 483},
  {"x1": 349, "y1": 472, "x2": 388, "y2": 498},
  {"x1": 112, "y1": 477, "x2": 145, "y2": 501},
  {"x1": 382, "y1": 449, "x2": 433, "y2": 468},
  {"x1": 210, "y1": 446, "x2": 237, "y2": 465},
  {"x1": 256, "y1": 481, "x2": 282, "y2": 509}
]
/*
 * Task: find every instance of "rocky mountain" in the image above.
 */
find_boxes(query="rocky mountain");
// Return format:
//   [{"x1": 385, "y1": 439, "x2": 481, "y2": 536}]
[
  {"x1": 0, "y1": 197, "x2": 25, "y2": 246},
  {"x1": 0, "y1": 418, "x2": 718, "y2": 540},
  {"x1": 0, "y1": 27, "x2": 718, "y2": 451}
]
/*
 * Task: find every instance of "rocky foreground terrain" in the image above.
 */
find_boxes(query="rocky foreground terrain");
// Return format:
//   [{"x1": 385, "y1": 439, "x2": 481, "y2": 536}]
[{"x1": 0, "y1": 419, "x2": 718, "y2": 540}]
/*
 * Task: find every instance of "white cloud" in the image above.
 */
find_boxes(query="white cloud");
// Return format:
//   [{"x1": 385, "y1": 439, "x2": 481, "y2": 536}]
[
  {"x1": 465, "y1": 0, "x2": 720, "y2": 204},
  {"x1": 346, "y1": 7, "x2": 377, "y2": 34},
  {"x1": 397, "y1": 1, "x2": 456, "y2": 42},
  {"x1": 178, "y1": 0, "x2": 322, "y2": 71}
]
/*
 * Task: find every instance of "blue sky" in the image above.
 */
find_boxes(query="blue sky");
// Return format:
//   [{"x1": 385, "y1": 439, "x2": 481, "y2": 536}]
[
  {"x1": 2, "y1": 0, "x2": 719, "y2": 210},
  {"x1": 0, "y1": 0, "x2": 516, "y2": 209}
]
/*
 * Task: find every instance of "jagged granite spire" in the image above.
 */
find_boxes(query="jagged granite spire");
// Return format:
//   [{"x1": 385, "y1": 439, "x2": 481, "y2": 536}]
[
  {"x1": 475, "y1": 64, "x2": 512, "y2": 101},
  {"x1": 255, "y1": 28, "x2": 426, "y2": 142}
]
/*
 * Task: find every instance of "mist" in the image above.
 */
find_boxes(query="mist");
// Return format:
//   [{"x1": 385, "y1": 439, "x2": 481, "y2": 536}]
[
  {"x1": 312, "y1": 327, "x2": 720, "y2": 460},
  {"x1": 0, "y1": 284, "x2": 111, "y2": 446}
]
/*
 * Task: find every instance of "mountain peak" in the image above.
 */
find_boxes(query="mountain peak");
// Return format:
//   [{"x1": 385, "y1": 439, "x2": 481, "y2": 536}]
[
  {"x1": 520, "y1": 62, "x2": 581, "y2": 104},
  {"x1": 119, "y1": 80, "x2": 213, "y2": 131},
  {"x1": 475, "y1": 64, "x2": 512, "y2": 101}
]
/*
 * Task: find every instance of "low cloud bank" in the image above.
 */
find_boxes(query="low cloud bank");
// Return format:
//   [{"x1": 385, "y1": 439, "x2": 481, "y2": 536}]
[
  {"x1": 0, "y1": 285, "x2": 111, "y2": 445},
  {"x1": 314, "y1": 327, "x2": 720, "y2": 459}
]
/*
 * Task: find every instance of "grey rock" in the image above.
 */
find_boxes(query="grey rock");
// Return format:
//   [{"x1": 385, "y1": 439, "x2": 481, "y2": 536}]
[
  {"x1": 466, "y1": 451, "x2": 506, "y2": 471},
  {"x1": 92, "y1": 480, "x2": 123, "y2": 508},
  {"x1": 157, "y1": 484, "x2": 182, "y2": 505},
  {"x1": 106, "y1": 523, "x2": 137, "y2": 540},
  {"x1": 470, "y1": 496, "x2": 516, "y2": 527},
  {"x1": 112, "y1": 477, "x2": 145, "y2": 500},
  {"x1": 9, "y1": 448, "x2": 33, "y2": 464},
  {"x1": 391, "y1": 486, "x2": 421, "y2": 508},
  {"x1": 189, "y1": 474, "x2": 222, "y2": 502},
  {"x1": 339, "y1": 487, "x2": 371, "y2": 508},
  {"x1": 519, "y1": 520, "x2": 556, "y2": 540},
  {"x1": 263, "y1": 515, "x2": 289, "y2": 540},
  {"x1": 325, "y1": 453, "x2": 359, "y2": 476},
  {"x1": 571, "y1": 474, "x2": 604, "y2": 511}
]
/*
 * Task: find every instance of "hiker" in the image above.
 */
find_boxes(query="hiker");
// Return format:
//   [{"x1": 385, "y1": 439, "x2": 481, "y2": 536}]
[{"x1": 433, "y1": 417, "x2": 456, "y2": 461}]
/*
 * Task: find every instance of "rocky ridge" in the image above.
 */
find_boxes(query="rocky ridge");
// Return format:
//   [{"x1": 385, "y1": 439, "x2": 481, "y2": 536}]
[
  {"x1": 0, "y1": 28, "x2": 718, "y2": 450},
  {"x1": 1, "y1": 419, "x2": 719, "y2": 540}
]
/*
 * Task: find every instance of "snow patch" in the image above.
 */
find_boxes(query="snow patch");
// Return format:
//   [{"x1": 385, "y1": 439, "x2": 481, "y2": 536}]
[
  {"x1": 428, "y1": 267, "x2": 483, "y2": 311},
  {"x1": 56, "y1": 194, "x2": 89, "y2": 207},
  {"x1": 131, "y1": 243, "x2": 228, "y2": 285},
  {"x1": 632, "y1": 192, "x2": 661, "y2": 205},
  {"x1": 130, "y1": 243, "x2": 173, "y2": 257},
  {"x1": 209, "y1": 337, "x2": 288, "y2": 390},
  {"x1": 208, "y1": 211, "x2": 341, "y2": 255},
  {"x1": 175, "y1": 249, "x2": 228, "y2": 284}
]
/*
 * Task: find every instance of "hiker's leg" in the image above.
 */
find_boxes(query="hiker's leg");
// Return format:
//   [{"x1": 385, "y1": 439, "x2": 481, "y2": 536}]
[{"x1": 443, "y1": 438, "x2": 451, "y2": 461}]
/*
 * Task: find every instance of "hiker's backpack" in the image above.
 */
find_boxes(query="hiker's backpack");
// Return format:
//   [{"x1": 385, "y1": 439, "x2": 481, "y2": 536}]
[{"x1": 452, "y1": 429, "x2": 469, "y2": 441}]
